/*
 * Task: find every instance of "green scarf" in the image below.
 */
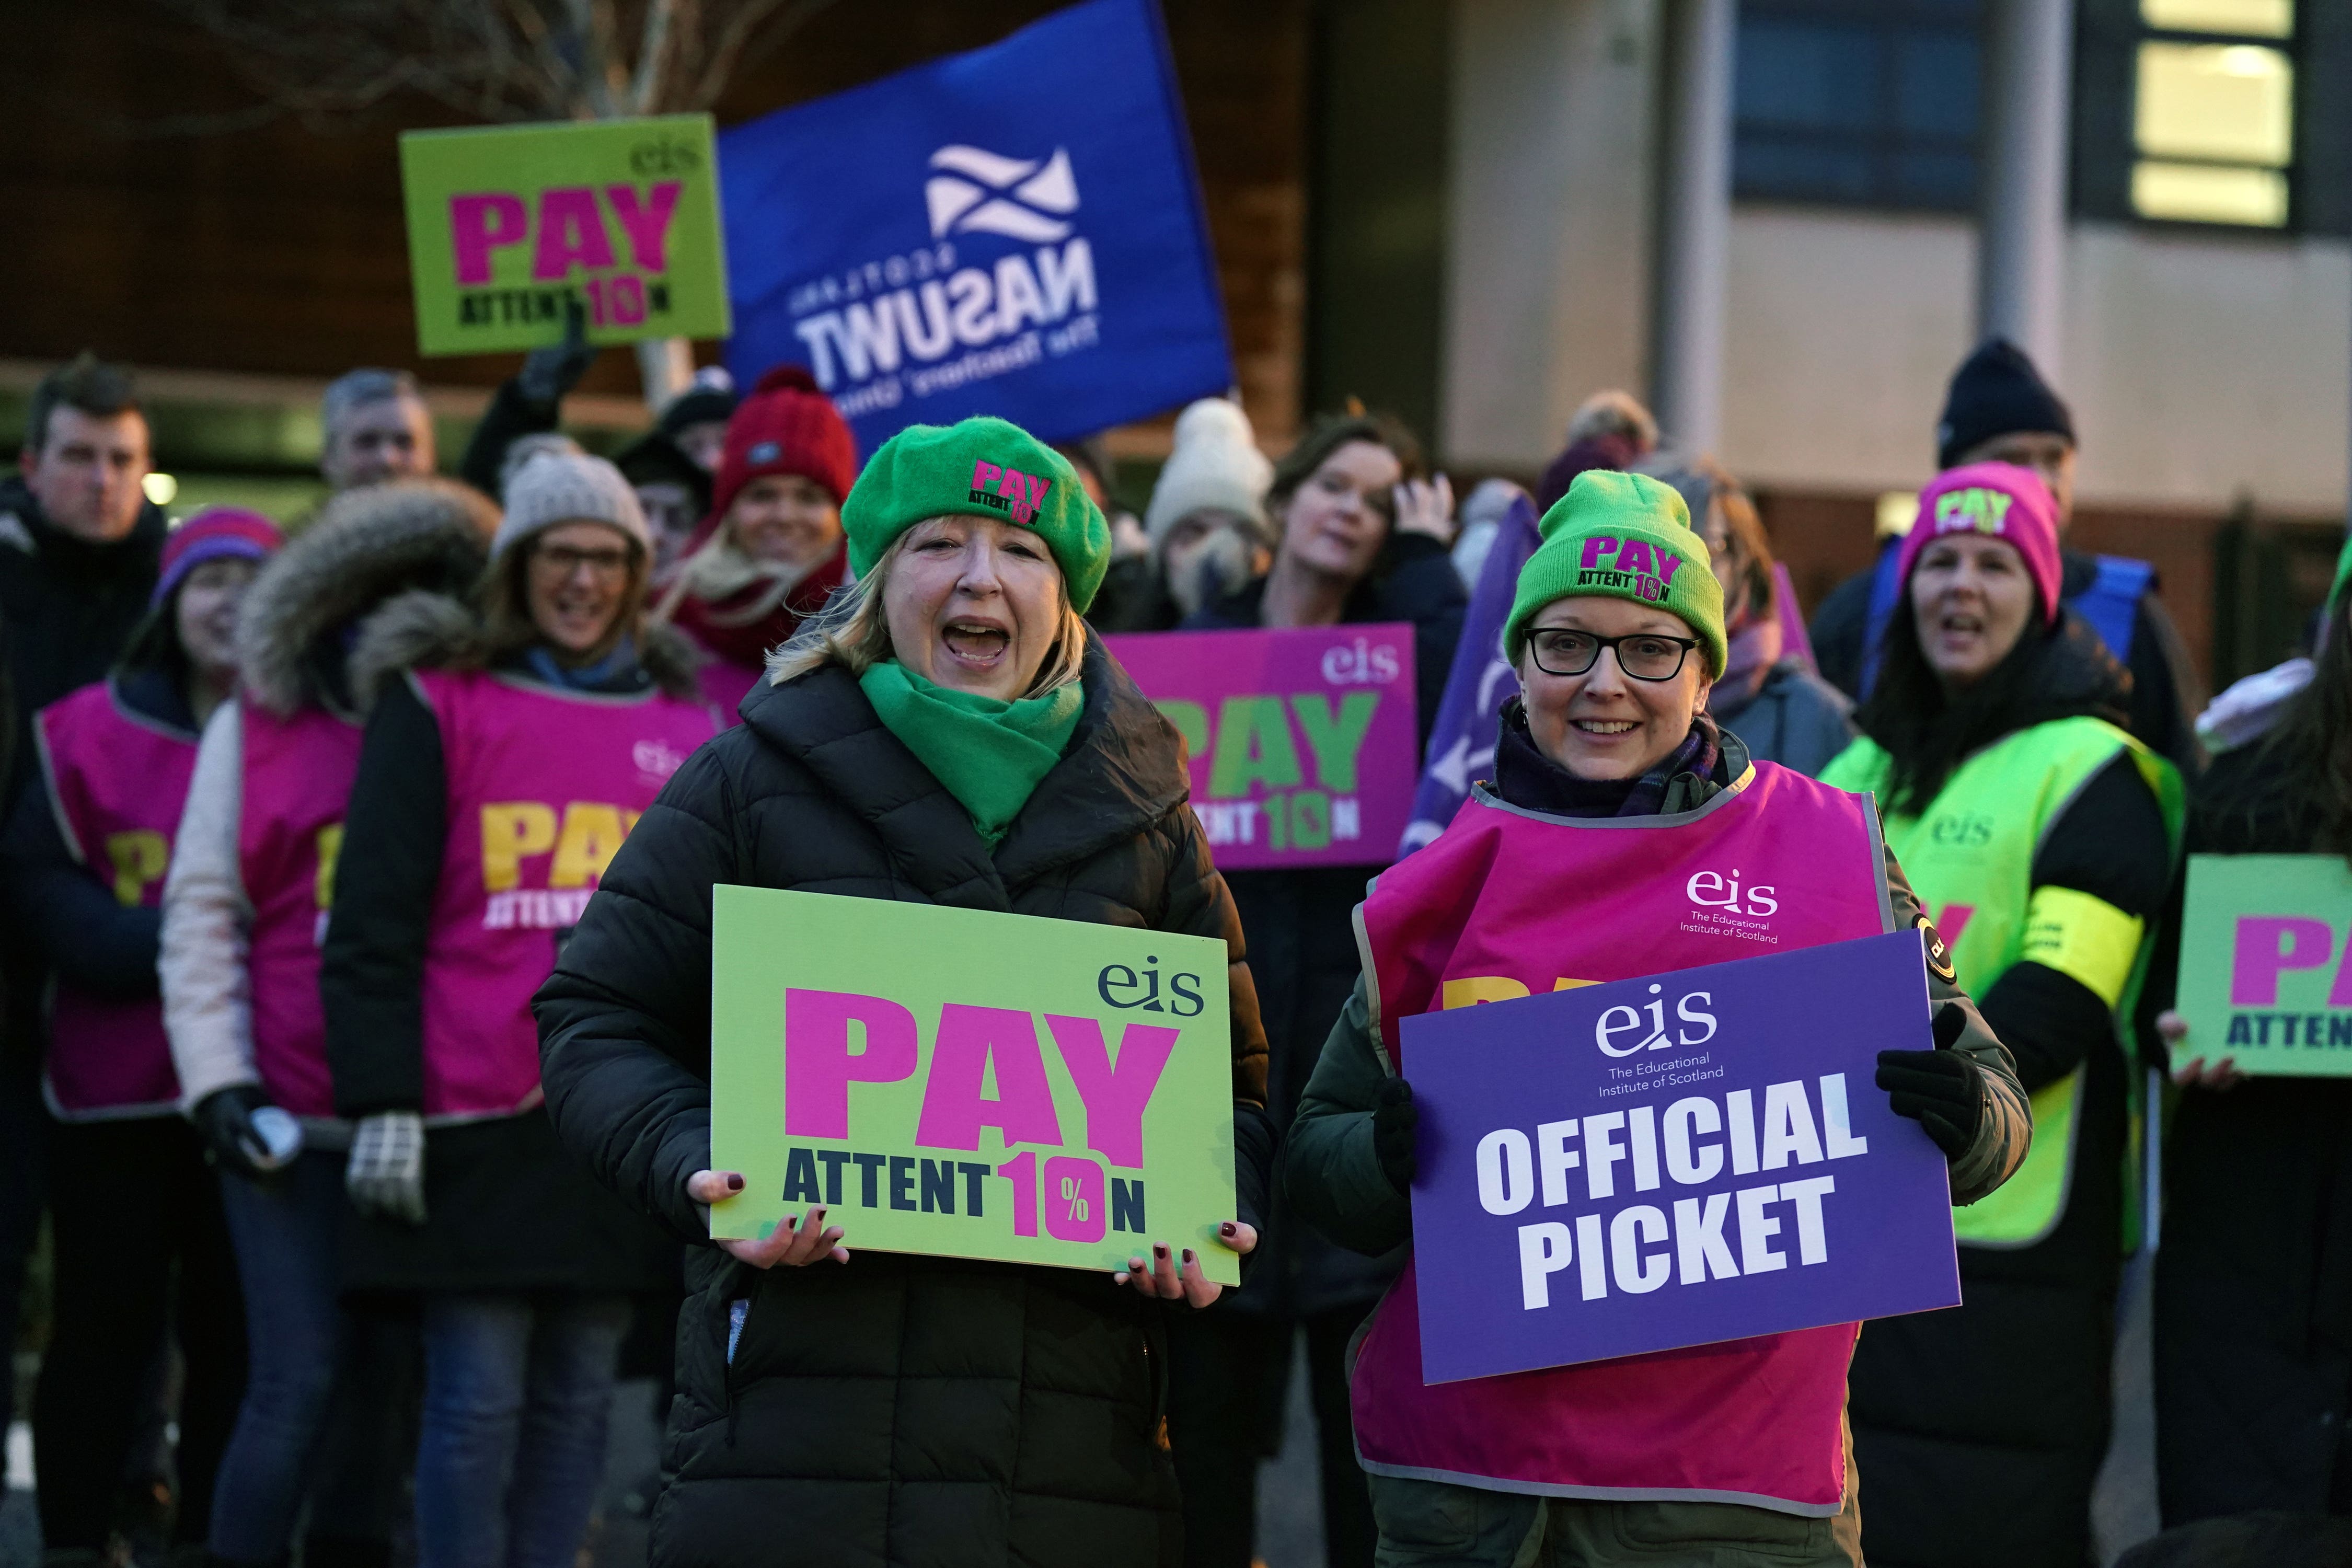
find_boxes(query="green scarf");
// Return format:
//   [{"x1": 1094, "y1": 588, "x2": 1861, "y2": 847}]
[{"x1": 858, "y1": 660, "x2": 1085, "y2": 847}]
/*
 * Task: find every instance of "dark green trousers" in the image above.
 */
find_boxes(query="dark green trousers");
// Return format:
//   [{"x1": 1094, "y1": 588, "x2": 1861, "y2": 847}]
[{"x1": 1365, "y1": 1452, "x2": 1862, "y2": 1568}]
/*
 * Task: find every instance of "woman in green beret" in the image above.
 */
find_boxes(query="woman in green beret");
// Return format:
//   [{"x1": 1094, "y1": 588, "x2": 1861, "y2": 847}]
[{"x1": 537, "y1": 415, "x2": 1274, "y2": 1567}]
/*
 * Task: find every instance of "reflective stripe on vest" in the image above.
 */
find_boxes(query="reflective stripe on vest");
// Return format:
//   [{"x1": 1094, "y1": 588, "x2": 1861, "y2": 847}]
[
  {"x1": 411, "y1": 668, "x2": 716, "y2": 1123},
  {"x1": 1860, "y1": 545, "x2": 2151, "y2": 696},
  {"x1": 35, "y1": 679, "x2": 199, "y2": 1119},
  {"x1": 1348, "y1": 763, "x2": 1891, "y2": 1514},
  {"x1": 1819, "y1": 719, "x2": 2184, "y2": 1247}
]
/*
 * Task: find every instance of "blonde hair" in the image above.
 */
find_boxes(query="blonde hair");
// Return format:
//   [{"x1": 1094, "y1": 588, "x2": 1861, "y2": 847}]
[{"x1": 764, "y1": 531, "x2": 1090, "y2": 696}]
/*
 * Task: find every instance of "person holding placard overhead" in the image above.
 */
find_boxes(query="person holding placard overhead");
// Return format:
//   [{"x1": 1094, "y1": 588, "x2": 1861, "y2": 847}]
[
  {"x1": 1285, "y1": 469, "x2": 2027, "y2": 1568},
  {"x1": 534, "y1": 416, "x2": 1273, "y2": 1567},
  {"x1": 1820, "y1": 462, "x2": 2184, "y2": 1567},
  {"x1": 2142, "y1": 537, "x2": 2352, "y2": 1528}
]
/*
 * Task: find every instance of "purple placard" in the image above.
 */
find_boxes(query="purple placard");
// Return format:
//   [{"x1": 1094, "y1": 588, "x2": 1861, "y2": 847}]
[
  {"x1": 1402, "y1": 931, "x2": 1959, "y2": 1385},
  {"x1": 1104, "y1": 624, "x2": 1417, "y2": 871}
]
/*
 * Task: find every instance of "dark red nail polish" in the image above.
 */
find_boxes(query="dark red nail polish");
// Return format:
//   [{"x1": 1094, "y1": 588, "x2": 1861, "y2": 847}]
[
  {"x1": 1183, "y1": 1249, "x2": 1195, "y2": 1264},
  {"x1": 1219, "y1": 1222, "x2": 1237, "y2": 1238},
  {"x1": 725, "y1": 1174, "x2": 745, "y2": 1191}
]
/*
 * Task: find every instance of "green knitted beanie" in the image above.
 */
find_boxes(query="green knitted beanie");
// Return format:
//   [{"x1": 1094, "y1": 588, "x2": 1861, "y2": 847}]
[
  {"x1": 1504, "y1": 470, "x2": 1727, "y2": 678},
  {"x1": 842, "y1": 416, "x2": 1112, "y2": 612}
]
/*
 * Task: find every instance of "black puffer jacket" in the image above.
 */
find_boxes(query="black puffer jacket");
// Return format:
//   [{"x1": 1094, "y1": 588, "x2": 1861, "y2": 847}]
[
  {"x1": 2148, "y1": 739, "x2": 2352, "y2": 1524},
  {"x1": 535, "y1": 638, "x2": 1273, "y2": 1568}
]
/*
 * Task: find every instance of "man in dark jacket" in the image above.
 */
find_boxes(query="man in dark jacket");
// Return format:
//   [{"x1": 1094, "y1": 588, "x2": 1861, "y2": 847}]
[
  {"x1": 1810, "y1": 339, "x2": 2201, "y2": 774},
  {"x1": 0, "y1": 350, "x2": 165, "y2": 1444}
]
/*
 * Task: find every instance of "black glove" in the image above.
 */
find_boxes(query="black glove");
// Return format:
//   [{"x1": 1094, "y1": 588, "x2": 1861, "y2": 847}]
[
  {"x1": 517, "y1": 298, "x2": 598, "y2": 403},
  {"x1": 1875, "y1": 1003, "x2": 1983, "y2": 1161},
  {"x1": 1373, "y1": 1076, "x2": 1419, "y2": 1197},
  {"x1": 193, "y1": 1084, "x2": 279, "y2": 1180}
]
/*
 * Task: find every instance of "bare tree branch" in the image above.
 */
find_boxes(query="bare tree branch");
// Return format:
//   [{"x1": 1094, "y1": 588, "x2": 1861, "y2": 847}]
[{"x1": 134, "y1": 0, "x2": 840, "y2": 132}]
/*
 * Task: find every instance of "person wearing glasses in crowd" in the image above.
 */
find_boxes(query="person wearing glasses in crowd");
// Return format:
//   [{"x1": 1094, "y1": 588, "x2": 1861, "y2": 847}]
[
  {"x1": 1284, "y1": 470, "x2": 2028, "y2": 1568},
  {"x1": 319, "y1": 451, "x2": 715, "y2": 1567}
]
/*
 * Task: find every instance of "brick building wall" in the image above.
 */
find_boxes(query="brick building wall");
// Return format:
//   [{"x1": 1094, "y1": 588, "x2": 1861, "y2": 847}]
[{"x1": 0, "y1": 0, "x2": 1307, "y2": 445}]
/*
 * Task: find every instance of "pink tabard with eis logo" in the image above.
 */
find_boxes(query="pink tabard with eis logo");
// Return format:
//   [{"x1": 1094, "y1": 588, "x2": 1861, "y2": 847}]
[
  {"x1": 1351, "y1": 763, "x2": 1891, "y2": 1516},
  {"x1": 239, "y1": 700, "x2": 365, "y2": 1118},
  {"x1": 36, "y1": 680, "x2": 199, "y2": 1118},
  {"x1": 411, "y1": 669, "x2": 714, "y2": 1121}
]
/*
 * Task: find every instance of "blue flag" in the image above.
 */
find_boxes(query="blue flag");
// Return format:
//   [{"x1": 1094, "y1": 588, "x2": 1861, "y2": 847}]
[
  {"x1": 716, "y1": 0, "x2": 1233, "y2": 451},
  {"x1": 1401, "y1": 489, "x2": 1541, "y2": 855}
]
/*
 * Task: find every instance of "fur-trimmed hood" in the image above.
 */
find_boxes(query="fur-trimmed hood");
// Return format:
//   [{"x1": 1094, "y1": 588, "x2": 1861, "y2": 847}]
[
  {"x1": 237, "y1": 478, "x2": 499, "y2": 716},
  {"x1": 346, "y1": 586, "x2": 706, "y2": 712}
]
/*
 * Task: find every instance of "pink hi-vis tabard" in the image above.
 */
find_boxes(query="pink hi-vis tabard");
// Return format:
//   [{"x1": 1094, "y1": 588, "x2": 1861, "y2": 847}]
[
  {"x1": 239, "y1": 701, "x2": 365, "y2": 1118},
  {"x1": 35, "y1": 680, "x2": 200, "y2": 1119},
  {"x1": 411, "y1": 669, "x2": 714, "y2": 1121},
  {"x1": 1351, "y1": 764, "x2": 1892, "y2": 1516}
]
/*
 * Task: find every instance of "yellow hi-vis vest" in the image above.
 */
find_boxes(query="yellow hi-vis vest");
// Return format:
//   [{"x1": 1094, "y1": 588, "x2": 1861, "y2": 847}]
[{"x1": 1821, "y1": 717, "x2": 2185, "y2": 1248}]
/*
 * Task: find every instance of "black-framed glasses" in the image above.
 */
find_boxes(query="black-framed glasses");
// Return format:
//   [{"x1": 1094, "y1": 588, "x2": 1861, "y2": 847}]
[{"x1": 1525, "y1": 628, "x2": 1701, "y2": 682}]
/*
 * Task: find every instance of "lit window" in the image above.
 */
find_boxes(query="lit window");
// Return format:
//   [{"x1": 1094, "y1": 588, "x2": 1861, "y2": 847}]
[{"x1": 2130, "y1": 0, "x2": 2295, "y2": 226}]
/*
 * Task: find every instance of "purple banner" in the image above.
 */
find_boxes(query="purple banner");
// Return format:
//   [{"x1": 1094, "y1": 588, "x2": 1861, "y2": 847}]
[
  {"x1": 1104, "y1": 625, "x2": 1417, "y2": 871},
  {"x1": 1403, "y1": 931, "x2": 1958, "y2": 1384}
]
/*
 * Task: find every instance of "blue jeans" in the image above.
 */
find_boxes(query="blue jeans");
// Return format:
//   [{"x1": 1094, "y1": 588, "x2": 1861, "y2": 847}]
[
  {"x1": 415, "y1": 1294, "x2": 629, "y2": 1568},
  {"x1": 211, "y1": 1150, "x2": 412, "y2": 1563}
]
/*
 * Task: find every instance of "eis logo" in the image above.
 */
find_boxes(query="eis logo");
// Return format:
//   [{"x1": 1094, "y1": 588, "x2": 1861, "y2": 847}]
[
  {"x1": 969, "y1": 458, "x2": 1053, "y2": 525},
  {"x1": 1573, "y1": 534, "x2": 1686, "y2": 605},
  {"x1": 1680, "y1": 869, "x2": 1782, "y2": 948},
  {"x1": 1594, "y1": 981, "x2": 1718, "y2": 1057}
]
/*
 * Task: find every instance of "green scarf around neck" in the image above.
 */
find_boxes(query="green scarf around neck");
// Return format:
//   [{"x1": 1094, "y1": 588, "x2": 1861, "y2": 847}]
[{"x1": 859, "y1": 660, "x2": 1086, "y2": 847}]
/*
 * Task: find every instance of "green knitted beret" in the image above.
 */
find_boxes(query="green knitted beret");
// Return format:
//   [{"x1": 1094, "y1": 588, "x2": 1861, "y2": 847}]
[
  {"x1": 841, "y1": 416, "x2": 1111, "y2": 613},
  {"x1": 1504, "y1": 469, "x2": 1727, "y2": 678}
]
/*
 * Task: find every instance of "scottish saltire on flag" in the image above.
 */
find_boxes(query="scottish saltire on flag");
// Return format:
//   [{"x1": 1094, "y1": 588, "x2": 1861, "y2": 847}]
[
  {"x1": 1401, "y1": 488, "x2": 1542, "y2": 856},
  {"x1": 716, "y1": 0, "x2": 1234, "y2": 451}
]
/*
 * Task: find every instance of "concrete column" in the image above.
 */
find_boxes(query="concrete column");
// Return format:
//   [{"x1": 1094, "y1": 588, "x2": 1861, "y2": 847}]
[
  {"x1": 1650, "y1": 0, "x2": 1735, "y2": 455},
  {"x1": 1440, "y1": 0, "x2": 1658, "y2": 472},
  {"x1": 1977, "y1": 0, "x2": 2072, "y2": 371}
]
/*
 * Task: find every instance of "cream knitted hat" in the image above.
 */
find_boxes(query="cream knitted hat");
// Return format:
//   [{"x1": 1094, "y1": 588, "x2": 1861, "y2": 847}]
[
  {"x1": 1143, "y1": 398, "x2": 1273, "y2": 549},
  {"x1": 493, "y1": 450, "x2": 650, "y2": 560}
]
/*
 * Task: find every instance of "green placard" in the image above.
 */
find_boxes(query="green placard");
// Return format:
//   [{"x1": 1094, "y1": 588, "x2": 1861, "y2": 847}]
[
  {"x1": 708, "y1": 886, "x2": 1241, "y2": 1283},
  {"x1": 398, "y1": 114, "x2": 730, "y2": 355},
  {"x1": 2177, "y1": 853, "x2": 2352, "y2": 1075}
]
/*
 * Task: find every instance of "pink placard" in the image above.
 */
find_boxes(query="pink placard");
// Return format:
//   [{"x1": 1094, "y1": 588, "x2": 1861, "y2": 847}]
[{"x1": 1104, "y1": 625, "x2": 1419, "y2": 871}]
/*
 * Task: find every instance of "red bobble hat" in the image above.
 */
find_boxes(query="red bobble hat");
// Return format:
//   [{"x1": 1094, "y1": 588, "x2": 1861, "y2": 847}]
[{"x1": 709, "y1": 365, "x2": 859, "y2": 525}]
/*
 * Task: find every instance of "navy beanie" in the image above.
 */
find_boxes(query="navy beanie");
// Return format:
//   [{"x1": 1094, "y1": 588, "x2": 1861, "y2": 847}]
[{"x1": 1935, "y1": 338, "x2": 2075, "y2": 470}]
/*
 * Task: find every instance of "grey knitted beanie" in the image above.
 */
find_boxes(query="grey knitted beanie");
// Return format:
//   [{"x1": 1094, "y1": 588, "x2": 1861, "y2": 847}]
[{"x1": 493, "y1": 450, "x2": 650, "y2": 560}]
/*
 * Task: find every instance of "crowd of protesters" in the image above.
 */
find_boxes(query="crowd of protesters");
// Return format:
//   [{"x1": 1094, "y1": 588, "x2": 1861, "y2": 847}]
[{"x1": 0, "y1": 324, "x2": 2343, "y2": 1568}]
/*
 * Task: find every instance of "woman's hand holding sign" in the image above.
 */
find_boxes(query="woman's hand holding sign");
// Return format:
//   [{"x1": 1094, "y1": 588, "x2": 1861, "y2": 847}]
[
  {"x1": 691, "y1": 1169, "x2": 850, "y2": 1267},
  {"x1": 1113, "y1": 1221, "x2": 1258, "y2": 1306},
  {"x1": 2160, "y1": 1010, "x2": 2244, "y2": 1091}
]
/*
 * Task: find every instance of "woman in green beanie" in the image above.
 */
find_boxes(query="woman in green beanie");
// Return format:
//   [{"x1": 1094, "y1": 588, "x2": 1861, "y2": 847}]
[
  {"x1": 534, "y1": 414, "x2": 1275, "y2": 1567},
  {"x1": 1282, "y1": 469, "x2": 2028, "y2": 1568}
]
